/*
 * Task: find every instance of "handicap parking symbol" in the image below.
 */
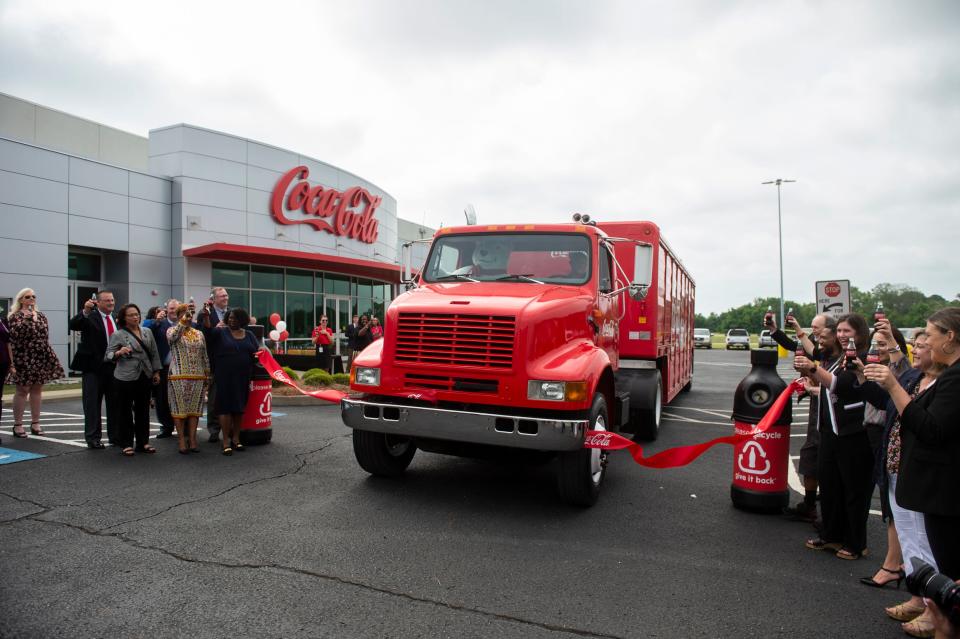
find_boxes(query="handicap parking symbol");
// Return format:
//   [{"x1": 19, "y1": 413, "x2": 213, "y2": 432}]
[{"x1": 0, "y1": 447, "x2": 46, "y2": 465}]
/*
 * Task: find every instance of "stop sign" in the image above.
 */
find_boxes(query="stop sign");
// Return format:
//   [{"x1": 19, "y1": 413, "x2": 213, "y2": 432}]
[{"x1": 825, "y1": 282, "x2": 841, "y2": 297}]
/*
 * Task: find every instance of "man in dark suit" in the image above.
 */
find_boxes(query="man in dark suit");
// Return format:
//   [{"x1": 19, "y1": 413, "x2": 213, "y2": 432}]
[
  {"x1": 68, "y1": 290, "x2": 118, "y2": 449},
  {"x1": 205, "y1": 287, "x2": 229, "y2": 442},
  {"x1": 149, "y1": 298, "x2": 180, "y2": 439},
  {"x1": 345, "y1": 315, "x2": 359, "y2": 368}
]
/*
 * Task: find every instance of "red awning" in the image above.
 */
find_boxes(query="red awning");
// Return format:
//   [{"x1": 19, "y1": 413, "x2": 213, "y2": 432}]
[{"x1": 183, "y1": 243, "x2": 402, "y2": 282}]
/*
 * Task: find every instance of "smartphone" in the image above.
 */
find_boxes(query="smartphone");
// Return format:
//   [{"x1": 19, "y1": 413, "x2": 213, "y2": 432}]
[{"x1": 91, "y1": 292, "x2": 98, "y2": 301}]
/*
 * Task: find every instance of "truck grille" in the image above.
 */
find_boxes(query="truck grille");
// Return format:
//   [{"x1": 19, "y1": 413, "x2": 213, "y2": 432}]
[
  {"x1": 395, "y1": 312, "x2": 516, "y2": 369},
  {"x1": 404, "y1": 374, "x2": 499, "y2": 394}
]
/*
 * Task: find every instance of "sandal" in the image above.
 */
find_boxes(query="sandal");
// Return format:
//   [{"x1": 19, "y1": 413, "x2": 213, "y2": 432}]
[
  {"x1": 121, "y1": 447, "x2": 135, "y2": 457},
  {"x1": 885, "y1": 600, "x2": 925, "y2": 622},
  {"x1": 233, "y1": 441, "x2": 245, "y2": 451},
  {"x1": 835, "y1": 548, "x2": 867, "y2": 560},
  {"x1": 859, "y1": 566, "x2": 904, "y2": 589},
  {"x1": 804, "y1": 538, "x2": 841, "y2": 552},
  {"x1": 13, "y1": 423, "x2": 28, "y2": 438},
  {"x1": 137, "y1": 445, "x2": 157, "y2": 454},
  {"x1": 30, "y1": 422, "x2": 45, "y2": 436},
  {"x1": 222, "y1": 447, "x2": 233, "y2": 456},
  {"x1": 902, "y1": 608, "x2": 935, "y2": 638}
]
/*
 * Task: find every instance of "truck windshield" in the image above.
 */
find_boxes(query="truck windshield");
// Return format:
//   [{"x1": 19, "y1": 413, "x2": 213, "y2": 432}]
[{"x1": 422, "y1": 233, "x2": 592, "y2": 285}]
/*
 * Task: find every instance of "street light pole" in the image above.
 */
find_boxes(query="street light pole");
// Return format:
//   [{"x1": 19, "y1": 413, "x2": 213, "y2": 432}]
[{"x1": 761, "y1": 178, "x2": 796, "y2": 328}]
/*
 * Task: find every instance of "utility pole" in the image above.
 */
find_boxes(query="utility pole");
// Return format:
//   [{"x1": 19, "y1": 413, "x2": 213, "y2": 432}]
[{"x1": 761, "y1": 179, "x2": 796, "y2": 328}]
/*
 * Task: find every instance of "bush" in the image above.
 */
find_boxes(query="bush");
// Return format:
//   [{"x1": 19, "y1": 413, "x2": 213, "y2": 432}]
[
  {"x1": 272, "y1": 366, "x2": 300, "y2": 388},
  {"x1": 303, "y1": 370, "x2": 334, "y2": 387},
  {"x1": 332, "y1": 373, "x2": 350, "y2": 385},
  {"x1": 303, "y1": 368, "x2": 326, "y2": 377}
]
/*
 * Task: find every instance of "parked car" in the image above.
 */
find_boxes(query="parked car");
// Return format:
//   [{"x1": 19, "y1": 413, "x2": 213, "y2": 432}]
[
  {"x1": 694, "y1": 328, "x2": 712, "y2": 349},
  {"x1": 758, "y1": 330, "x2": 776, "y2": 348},
  {"x1": 725, "y1": 328, "x2": 750, "y2": 350}
]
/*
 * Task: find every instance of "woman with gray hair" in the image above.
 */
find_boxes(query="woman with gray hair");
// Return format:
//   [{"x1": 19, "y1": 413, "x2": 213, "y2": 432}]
[
  {"x1": 106, "y1": 303, "x2": 162, "y2": 456},
  {"x1": 7, "y1": 287, "x2": 63, "y2": 438}
]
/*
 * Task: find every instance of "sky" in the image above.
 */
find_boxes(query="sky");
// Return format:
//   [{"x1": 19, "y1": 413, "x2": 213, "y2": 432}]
[{"x1": 1, "y1": 0, "x2": 958, "y2": 314}]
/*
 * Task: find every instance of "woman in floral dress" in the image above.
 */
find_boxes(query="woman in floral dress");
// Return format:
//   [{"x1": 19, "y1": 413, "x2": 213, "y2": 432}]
[
  {"x1": 167, "y1": 304, "x2": 209, "y2": 454},
  {"x1": 8, "y1": 288, "x2": 64, "y2": 438}
]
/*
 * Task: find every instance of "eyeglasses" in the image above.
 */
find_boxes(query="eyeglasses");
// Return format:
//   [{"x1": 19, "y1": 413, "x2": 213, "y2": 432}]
[
  {"x1": 320, "y1": 319, "x2": 328, "y2": 323},
  {"x1": 22, "y1": 295, "x2": 36, "y2": 299}
]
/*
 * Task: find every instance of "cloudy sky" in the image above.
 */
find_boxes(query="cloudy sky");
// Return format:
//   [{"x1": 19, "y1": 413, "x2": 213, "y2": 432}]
[{"x1": 2, "y1": 0, "x2": 958, "y2": 314}]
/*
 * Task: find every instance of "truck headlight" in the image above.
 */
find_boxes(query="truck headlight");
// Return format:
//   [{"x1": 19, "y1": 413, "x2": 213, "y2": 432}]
[
  {"x1": 354, "y1": 367, "x2": 381, "y2": 386},
  {"x1": 527, "y1": 381, "x2": 587, "y2": 402}
]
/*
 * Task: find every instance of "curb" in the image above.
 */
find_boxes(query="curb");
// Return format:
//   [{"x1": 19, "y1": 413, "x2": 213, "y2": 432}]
[{"x1": 2, "y1": 388, "x2": 83, "y2": 404}]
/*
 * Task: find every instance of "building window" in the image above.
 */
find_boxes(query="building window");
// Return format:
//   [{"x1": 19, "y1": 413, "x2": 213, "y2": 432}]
[
  {"x1": 212, "y1": 264, "x2": 249, "y2": 289},
  {"x1": 68, "y1": 252, "x2": 101, "y2": 281},
  {"x1": 252, "y1": 265, "x2": 284, "y2": 290},
  {"x1": 211, "y1": 262, "x2": 394, "y2": 340}
]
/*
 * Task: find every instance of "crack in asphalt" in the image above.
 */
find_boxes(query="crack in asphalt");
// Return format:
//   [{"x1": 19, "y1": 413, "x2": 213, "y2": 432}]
[
  {"x1": 19, "y1": 515, "x2": 627, "y2": 639},
  {"x1": 2, "y1": 437, "x2": 625, "y2": 639},
  {"x1": 97, "y1": 438, "x2": 343, "y2": 533}
]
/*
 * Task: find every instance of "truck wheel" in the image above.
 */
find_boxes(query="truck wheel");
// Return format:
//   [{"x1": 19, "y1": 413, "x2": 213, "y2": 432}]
[
  {"x1": 557, "y1": 394, "x2": 608, "y2": 507},
  {"x1": 352, "y1": 430, "x2": 416, "y2": 477},
  {"x1": 632, "y1": 371, "x2": 662, "y2": 441}
]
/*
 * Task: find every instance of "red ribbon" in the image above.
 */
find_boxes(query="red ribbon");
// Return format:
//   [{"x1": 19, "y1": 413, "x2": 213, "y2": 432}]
[
  {"x1": 583, "y1": 379, "x2": 803, "y2": 468},
  {"x1": 260, "y1": 347, "x2": 802, "y2": 471},
  {"x1": 257, "y1": 350, "x2": 348, "y2": 402}
]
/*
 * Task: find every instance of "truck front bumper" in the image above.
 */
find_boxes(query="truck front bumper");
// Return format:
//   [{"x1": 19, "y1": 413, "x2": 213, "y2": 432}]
[{"x1": 341, "y1": 398, "x2": 588, "y2": 452}]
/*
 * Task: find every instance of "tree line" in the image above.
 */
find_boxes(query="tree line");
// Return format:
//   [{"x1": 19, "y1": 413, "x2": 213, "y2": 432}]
[{"x1": 695, "y1": 283, "x2": 959, "y2": 333}]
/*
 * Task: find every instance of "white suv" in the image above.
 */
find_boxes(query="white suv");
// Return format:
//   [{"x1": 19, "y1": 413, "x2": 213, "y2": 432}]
[{"x1": 725, "y1": 328, "x2": 750, "y2": 350}]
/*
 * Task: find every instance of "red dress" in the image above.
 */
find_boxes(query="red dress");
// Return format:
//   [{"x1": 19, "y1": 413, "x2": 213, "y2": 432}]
[{"x1": 9, "y1": 311, "x2": 64, "y2": 385}]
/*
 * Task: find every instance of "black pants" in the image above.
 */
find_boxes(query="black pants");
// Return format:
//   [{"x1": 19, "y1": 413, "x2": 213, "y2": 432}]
[
  {"x1": 116, "y1": 374, "x2": 152, "y2": 450},
  {"x1": 924, "y1": 513, "x2": 960, "y2": 578},
  {"x1": 817, "y1": 428, "x2": 874, "y2": 553},
  {"x1": 82, "y1": 366, "x2": 117, "y2": 445},
  {"x1": 153, "y1": 366, "x2": 173, "y2": 434},
  {"x1": 316, "y1": 345, "x2": 332, "y2": 373}
]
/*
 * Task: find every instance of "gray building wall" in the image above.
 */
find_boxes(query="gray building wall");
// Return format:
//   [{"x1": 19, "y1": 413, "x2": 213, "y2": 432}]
[
  {"x1": 148, "y1": 124, "x2": 401, "y2": 302},
  {"x1": 0, "y1": 92, "x2": 149, "y2": 172},
  {"x1": 0, "y1": 136, "x2": 173, "y2": 368}
]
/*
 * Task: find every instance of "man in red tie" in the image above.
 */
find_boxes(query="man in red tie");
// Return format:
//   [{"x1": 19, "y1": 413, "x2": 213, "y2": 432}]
[{"x1": 68, "y1": 291, "x2": 119, "y2": 448}]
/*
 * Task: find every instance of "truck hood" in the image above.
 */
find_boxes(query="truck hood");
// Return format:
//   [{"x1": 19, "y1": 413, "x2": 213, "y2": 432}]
[{"x1": 395, "y1": 281, "x2": 590, "y2": 314}]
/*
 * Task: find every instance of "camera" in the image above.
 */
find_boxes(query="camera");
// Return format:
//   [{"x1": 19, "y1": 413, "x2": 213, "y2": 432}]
[{"x1": 906, "y1": 558, "x2": 960, "y2": 626}]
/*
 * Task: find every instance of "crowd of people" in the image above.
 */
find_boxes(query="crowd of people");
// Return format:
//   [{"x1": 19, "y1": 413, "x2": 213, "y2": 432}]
[
  {"x1": 2, "y1": 286, "x2": 264, "y2": 458},
  {"x1": 311, "y1": 312, "x2": 382, "y2": 373},
  {"x1": 768, "y1": 308, "x2": 959, "y2": 638}
]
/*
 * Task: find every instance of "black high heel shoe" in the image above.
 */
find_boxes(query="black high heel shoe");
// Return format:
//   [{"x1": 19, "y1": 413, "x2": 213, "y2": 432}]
[{"x1": 859, "y1": 566, "x2": 904, "y2": 589}]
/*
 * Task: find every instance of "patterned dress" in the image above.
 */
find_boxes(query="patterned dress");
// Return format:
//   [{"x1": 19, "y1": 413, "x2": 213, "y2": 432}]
[
  {"x1": 9, "y1": 311, "x2": 64, "y2": 385},
  {"x1": 166, "y1": 322, "x2": 209, "y2": 418}
]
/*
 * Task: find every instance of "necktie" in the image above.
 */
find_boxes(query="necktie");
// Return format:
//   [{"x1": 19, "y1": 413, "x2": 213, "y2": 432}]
[{"x1": 105, "y1": 315, "x2": 114, "y2": 336}]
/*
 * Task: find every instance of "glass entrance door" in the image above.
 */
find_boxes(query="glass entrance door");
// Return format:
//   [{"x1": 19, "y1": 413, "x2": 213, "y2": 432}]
[
  {"x1": 323, "y1": 295, "x2": 351, "y2": 359},
  {"x1": 67, "y1": 282, "x2": 100, "y2": 371}
]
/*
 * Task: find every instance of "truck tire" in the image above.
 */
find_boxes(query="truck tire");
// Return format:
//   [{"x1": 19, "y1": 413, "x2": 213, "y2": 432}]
[
  {"x1": 352, "y1": 430, "x2": 416, "y2": 477},
  {"x1": 632, "y1": 371, "x2": 662, "y2": 441},
  {"x1": 557, "y1": 394, "x2": 608, "y2": 507}
]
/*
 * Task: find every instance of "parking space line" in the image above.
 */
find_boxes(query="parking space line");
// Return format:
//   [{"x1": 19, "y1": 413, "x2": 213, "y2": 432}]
[{"x1": 0, "y1": 431, "x2": 87, "y2": 447}]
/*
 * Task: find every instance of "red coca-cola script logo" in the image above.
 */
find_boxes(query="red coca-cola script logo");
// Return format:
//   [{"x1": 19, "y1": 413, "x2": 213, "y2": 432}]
[
  {"x1": 584, "y1": 432, "x2": 614, "y2": 447},
  {"x1": 824, "y1": 282, "x2": 841, "y2": 297},
  {"x1": 270, "y1": 165, "x2": 381, "y2": 244}
]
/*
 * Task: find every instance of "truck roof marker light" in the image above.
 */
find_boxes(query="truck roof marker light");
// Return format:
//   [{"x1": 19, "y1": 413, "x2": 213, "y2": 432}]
[
  {"x1": 487, "y1": 225, "x2": 498, "y2": 231},
  {"x1": 505, "y1": 225, "x2": 516, "y2": 230},
  {"x1": 524, "y1": 225, "x2": 535, "y2": 230}
]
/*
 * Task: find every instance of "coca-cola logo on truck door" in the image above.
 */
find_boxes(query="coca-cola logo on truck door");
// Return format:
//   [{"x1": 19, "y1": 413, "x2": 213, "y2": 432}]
[{"x1": 270, "y1": 165, "x2": 381, "y2": 244}]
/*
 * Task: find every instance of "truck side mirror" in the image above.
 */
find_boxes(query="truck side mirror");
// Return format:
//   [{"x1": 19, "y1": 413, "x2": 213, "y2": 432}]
[{"x1": 401, "y1": 242, "x2": 414, "y2": 286}]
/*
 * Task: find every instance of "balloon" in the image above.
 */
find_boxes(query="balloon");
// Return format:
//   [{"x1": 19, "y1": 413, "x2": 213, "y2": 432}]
[
  {"x1": 275, "y1": 320, "x2": 287, "y2": 332},
  {"x1": 269, "y1": 329, "x2": 280, "y2": 341},
  {"x1": 269, "y1": 313, "x2": 281, "y2": 327},
  {"x1": 279, "y1": 330, "x2": 289, "y2": 341}
]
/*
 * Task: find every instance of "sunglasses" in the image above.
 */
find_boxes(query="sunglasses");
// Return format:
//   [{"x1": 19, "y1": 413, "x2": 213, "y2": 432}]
[{"x1": 22, "y1": 295, "x2": 36, "y2": 299}]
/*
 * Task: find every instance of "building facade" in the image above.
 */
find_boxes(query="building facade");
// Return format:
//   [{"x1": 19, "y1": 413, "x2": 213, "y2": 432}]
[{"x1": 0, "y1": 92, "x2": 432, "y2": 370}]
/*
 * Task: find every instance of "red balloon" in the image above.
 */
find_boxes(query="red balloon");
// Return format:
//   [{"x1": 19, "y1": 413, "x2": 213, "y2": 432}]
[
  {"x1": 270, "y1": 312, "x2": 281, "y2": 327},
  {"x1": 279, "y1": 330, "x2": 289, "y2": 341}
]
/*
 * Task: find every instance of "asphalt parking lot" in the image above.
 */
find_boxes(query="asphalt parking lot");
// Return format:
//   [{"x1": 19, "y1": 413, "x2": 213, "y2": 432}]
[{"x1": 1, "y1": 349, "x2": 903, "y2": 638}]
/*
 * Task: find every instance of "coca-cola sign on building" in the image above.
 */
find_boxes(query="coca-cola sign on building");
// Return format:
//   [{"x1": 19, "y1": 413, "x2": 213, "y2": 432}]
[{"x1": 271, "y1": 165, "x2": 381, "y2": 244}]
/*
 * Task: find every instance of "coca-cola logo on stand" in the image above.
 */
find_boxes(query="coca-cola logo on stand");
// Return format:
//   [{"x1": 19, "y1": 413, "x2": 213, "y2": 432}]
[{"x1": 270, "y1": 165, "x2": 381, "y2": 244}]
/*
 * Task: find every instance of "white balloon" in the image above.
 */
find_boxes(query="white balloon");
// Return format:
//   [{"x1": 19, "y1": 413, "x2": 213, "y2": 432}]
[
  {"x1": 275, "y1": 320, "x2": 287, "y2": 332},
  {"x1": 269, "y1": 329, "x2": 280, "y2": 341}
]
